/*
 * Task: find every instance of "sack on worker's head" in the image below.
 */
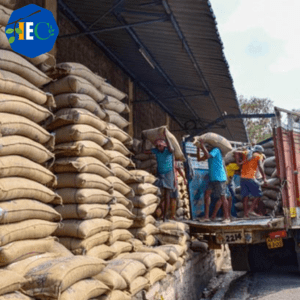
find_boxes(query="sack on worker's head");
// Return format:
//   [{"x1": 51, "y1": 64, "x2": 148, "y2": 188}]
[{"x1": 193, "y1": 132, "x2": 232, "y2": 155}]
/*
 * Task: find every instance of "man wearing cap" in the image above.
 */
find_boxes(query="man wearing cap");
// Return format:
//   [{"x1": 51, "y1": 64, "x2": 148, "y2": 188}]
[{"x1": 235, "y1": 145, "x2": 268, "y2": 218}]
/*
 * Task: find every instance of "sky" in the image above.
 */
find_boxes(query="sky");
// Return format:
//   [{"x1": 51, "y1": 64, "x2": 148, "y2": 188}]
[{"x1": 210, "y1": 0, "x2": 300, "y2": 111}]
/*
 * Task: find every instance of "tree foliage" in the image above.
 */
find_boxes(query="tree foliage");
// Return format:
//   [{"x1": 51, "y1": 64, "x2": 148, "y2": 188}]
[{"x1": 238, "y1": 95, "x2": 274, "y2": 144}]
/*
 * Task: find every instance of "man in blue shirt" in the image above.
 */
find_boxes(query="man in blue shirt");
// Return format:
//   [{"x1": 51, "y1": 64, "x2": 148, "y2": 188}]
[{"x1": 197, "y1": 139, "x2": 230, "y2": 223}]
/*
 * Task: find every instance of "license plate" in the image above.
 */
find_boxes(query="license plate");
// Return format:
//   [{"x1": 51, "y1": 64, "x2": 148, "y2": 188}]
[
  {"x1": 224, "y1": 232, "x2": 243, "y2": 243},
  {"x1": 266, "y1": 237, "x2": 283, "y2": 249}
]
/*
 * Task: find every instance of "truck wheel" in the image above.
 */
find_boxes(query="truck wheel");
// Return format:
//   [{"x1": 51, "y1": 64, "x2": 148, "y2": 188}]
[
  {"x1": 229, "y1": 244, "x2": 250, "y2": 271},
  {"x1": 248, "y1": 243, "x2": 273, "y2": 272}
]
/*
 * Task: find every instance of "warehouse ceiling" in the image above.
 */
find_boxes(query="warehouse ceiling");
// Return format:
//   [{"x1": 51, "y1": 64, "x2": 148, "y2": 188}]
[{"x1": 57, "y1": 0, "x2": 248, "y2": 142}]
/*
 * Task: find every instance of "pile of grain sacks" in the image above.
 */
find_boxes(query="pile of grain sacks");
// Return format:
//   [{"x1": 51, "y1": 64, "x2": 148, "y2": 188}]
[{"x1": 176, "y1": 167, "x2": 191, "y2": 220}]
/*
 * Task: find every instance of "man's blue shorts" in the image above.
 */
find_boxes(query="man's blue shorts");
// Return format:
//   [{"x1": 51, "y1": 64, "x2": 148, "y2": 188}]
[{"x1": 240, "y1": 178, "x2": 262, "y2": 198}]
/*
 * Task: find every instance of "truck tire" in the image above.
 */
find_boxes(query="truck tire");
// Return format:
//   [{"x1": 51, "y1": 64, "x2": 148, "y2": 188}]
[{"x1": 229, "y1": 244, "x2": 250, "y2": 271}]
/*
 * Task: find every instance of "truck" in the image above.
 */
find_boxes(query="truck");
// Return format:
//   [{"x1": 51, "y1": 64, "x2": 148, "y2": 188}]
[{"x1": 183, "y1": 107, "x2": 300, "y2": 271}]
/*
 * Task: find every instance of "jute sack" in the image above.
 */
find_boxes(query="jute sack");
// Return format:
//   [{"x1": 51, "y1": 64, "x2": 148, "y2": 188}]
[
  {"x1": 143, "y1": 235, "x2": 157, "y2": 247},
  {"x1": 0, "y1": 50, "x2": 52, "y2": 87},
  {"x1": 54, "y1": 93, "x2": 106, "y2": 119},
  {"x1": 0, "y1": 292, "x2": 33, "y2": 299},
  {"x1": 60, "y1": 279, "x2": 109, "y2": 300},
  {"x1": 54, "y1": 219, "x2": 112, "y2": 239},
  {"x1": 145, "y1": 268, "x2": 167, "y2": 285},
  {"x1": 95, "y1": 290, "x2": 131, "y2": 300},
  {"x1": 155, "y1": 232, "x2": 189, "y2": 246},
  {"x1": 130, "y1": 194, "x2": 159, "y2": 208},
  {"x1": 0, "y1": 177, "x2": 62, "y2": 204},
  {"x1": 0, "y1": 94, "x2": 53, "y2": 124},
  {"x1": 0, "y1": 70, "x2": 55, "y2": 106},
  {"x1": 193, "y1": 132, "x2": 232, "y2": 155},
  {"x1": 109, "y1": 241, "x2": 133, "y2": 258},
  {"x1": 263, "y1": 199, "x2": 276, "y2": 209},
  {"x1": 271, "y1": 169, "x2": 278, "y2": 178},
  {"x1": 47, "y1": 62, "x2": 105, "y2": 89},
  {"x1": 128, "y1": 170, "x2": 156, "y2": 184},
  {"x1": 44, "y1": 75, "x2": 106, "y2": 103},
  {"x1": 47, "y1": 108, "x2": 107, "y2": 132},
  {"x1": 134, "y1": 153, "x2": 155, "y2": 161},
  {"x1": 0, "y1": 136, "x2": 54, "y2": 165},
  {"x1": 156, "y1": 245, "x2": 180, "y2": 261},
  {"x1": 265, "y1": 167, "x2": 275, "y2": 177},
  {"x1": 0, "y1": 113, "x2": 55, "y2": 150},
  {"x1": 105, "y1": 150, "x2": 135, "y2": 168},
  {"x1": 105, "y1": 123, "x2": 132, "y2": 144},
  {"x1": 103, "y1": 137, "x2": 132, "y2": 156},
  {"x1": 112, "y1": 190, "x2": 133, "y2": 210},
  {"x1": 134, "y1": 246, "x2": 169, "y2": 261},
  {"x1": 0, "y1": 237, "x2": 56, "y2": 267},
  {"x1": 22, "y1": 256, "x2": 107, "y2": 299},
  {"x1": 86, "y1": 244, "x2": 116, "y2": 260},
  {"x1": 129, "y1": 183, "x2": 159, "y2": 195},
  {"x1": 158, "y1": 221, "x2": 188, "y2": 236},
  {"x1": 263, "y1": 140, "x2": 274, "y2": 149},
  {"x1": 109, "y1": 203, "x2": 135, "y2": 219},
  {"x1": 127, "y1": 238, "x2": 143, "y2": 249},
  {"x1": 132, "y1": 204, "x2": 158, "y2": 220},
  {"x1": 131, "y1": 215, "x2": 156, "y2": 228},
  {"x1": 106, "y1": 216, "x2": 133, "y2": 230},
  {"x1": 0, "y1": 200, "x2": 61, "y2": 224},
  {"x1": 0, "y1": 220, "x2": 58, "y2": 246},
  {"x1": 120, "y1": 252, "x2": 166, "y2": 270},
  {"x1": 102, "y1": 96, "x2": 130, "y2": 113},
  {"x1": 94, "y1": 268, "x2": 127, "y2": 290},
  {"x1": 58, "y1": 231, "x2": 110, "y2": 255},
  {"x1": 264, "y1": 156, "x2": 276, "y2": 168},
  {"x1": 55, "y1": 141, "x2": 110, "y2": 165},
  {"x1": 0, "y1": 155, "x2": 56, "y2": 186},
  {"x1": 266, "y1": 177, "x2": 280, "y2": 187},
  {"x1": 224, "y1": 150, "x2": 236, "y2": 165},
  {"x1": 129, "y1": 224, "x2": 159, "y2": 241},
  {"x1": 0, "y1": 270, "x2": 26, "y2": 296},
  {"x1": 110, "y1": 163, "x2": 136, "y2": 183},
  {"x1": 106, "y1": 176, "x2": 134, "y2": 197},
  {"x1": 55, "y1": 204, "x2": 109, "y2": 220},
  {"x1": 173, "y1": 257, "x2": 184, "y2": 270},
  {"x1": 55, "y1": 173, "x2": 113, "y2": 192},
  {"x1": 55, "y1": 188, "x2": 114, "y2": 205},
  {"x1": 264, "y1": 148, "x2": 275, "y2": 157},
  {"x1": 263, "y1": 189, "x2": 279, "y2": 200},
  {"x1": 52, "y1": 157, "x2": 114, "y2": 177},
  {"x1": 107, "y1": 229, "x2": 134, "y2": 245},
  {"x1": 165, "y1": 263, "x2": 175, "y2": 274},
  {"x1": 0, "y1": 0, "x2": 15, "y2": 9},
  {"x1": 105, "y1": 259, "x2": 146, "y2": 285},
  {"x1": 98, "y1": 81, "x2": 127, "y2": 101},
  {"x1": 104, "y1": 109, "x2": 129, "y2": 129},
  {"x1": 53, "y1": 124, "x2": 111, "y2": 148},
  {"x1": 50, "y1": 241, "x2": 74, "y2": 258},
  {"x1": 129, "y1": 276, "x2": 149, "y2": 296},
  {"x1": 138, "y1": 159, "x2": 157, "y2": 169}
]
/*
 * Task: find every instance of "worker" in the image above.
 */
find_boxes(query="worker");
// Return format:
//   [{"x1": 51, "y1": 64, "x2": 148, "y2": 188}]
[
  {"x1": 196, "y1": 139, "x2": 230, "y2": 223},
  {"x1": 234, "y1": 145, "x2": 268, "y2": 218}
]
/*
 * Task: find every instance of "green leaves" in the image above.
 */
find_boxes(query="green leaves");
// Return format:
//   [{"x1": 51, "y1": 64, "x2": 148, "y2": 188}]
[
  {"x1": 5, "y1": 27, "x2": 22, "y2": 44},
  {"x1": 15, "y1": 28, "x2": 22, "y2": 34},
  {"x1": 5, "y1": 28, "x2": 14, "y2": 34},
  {"x1": 8, "y1": 36, "x2": 15, "y2": 44}
]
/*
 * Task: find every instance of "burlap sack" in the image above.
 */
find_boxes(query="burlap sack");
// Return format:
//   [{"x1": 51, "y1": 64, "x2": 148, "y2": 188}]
[
  {"x1": 174, "y1": 257, "x2": 184, "y2": 270},
  {"x1": 271, "y1": 168, "x2": 278, "y2": 178},
  {"x1": 134, "y1": 153, "x2": 155, "y2": 161},
  {"x1": 104, "y1": 137, "x2": 132, "y2": 156},
  {"x1": 131, "y1": 215, "x2": 156, "y2": 228},
  {"x1": 193, "y1": 132, "x2": 232, "y2": 155},
  {"x1": 55, "y1": 204, "x2": 109, "y2": 220},
  {"x1": 101, "y1": 96, "x2": 129, "y2": 113},
  {"x1": 104, "y1": 110, "x2": 130, "y2": 129},
  {"x1": 128, "y1": 170, "x2": 156, "y2": 184},
  {"x1": 0, "y1": 270, "x2": 26, "y2": 296},
  {"x1": 134, "y1": 246, "x2": 169, "y2": 261},
  {"x1": 54, "y1": 93, "x2": 106, "y2": 119},
  {"x1": 0, "y1": 237, "x2": 56, "y2": 267},
  {"x1": 96, "y1": 290, "x2": 131, "y2": 300},
  {"x1": 109, "y1": 241, "x2": 133, "y2": 258},
  {"x1": 98, "y1": 81, "x2": 127, "y2": 101},
  {"x1": 156, "y1": 245, "x2": 180, "y2": 263},
  {"x1": 0, "y1": 200, "x2": 61, "y2": 224},
  {"x1": 106, "y1": 176, "x2": 134, "y2": 197},
  {"x1": 94, "y1": 268, "x2": 127, "y2": 290},
  {"x1": 55, "y1": 140, "x2": 110, "y2": 164},
  {"x1": 49, "y1": 241, "x2": 74, "y2": 258},
  {"x1": 47, "y1": 62, "x2": 105, "y2": 89},
  {"x1": 0, "y1": 136, "x2": 54, "y2": 164},
  {"x1": 105, "y1": 123, "x2": 131, "y2": 144},
  {"x1": 0, "y1": 50, "x2": 52, "y2": 87},
  {"x1": 264, "y1": 148, "x2": 275, "y2": 157},
  {"x1": 105, "y1": 150, "x2": 135, "y2": 168},
  {"x1": 266, "y1": 177, "x2": 280, "y2": 187},
  {"x1": 263, "y1": 140, "x2": 274, "y2": 149},
  {"x1": 0, "y1": 0, "x2": 15, "y2": 9},
  {"x1": 53, "y1": 124, "x2": 111, "y2": 147},
  {"x1": 52, "y1": 157, "x2": 114, "y2": 177},
  {"x1": 60, "y1": 279, "x2": 109, "y2": 300},
  {"x1": 130, "y1": 194, "x2": 159, "y2": 208},
  {"x1": 145, "y1": 268, "x2": 167, "y2": 285},
  {"x1": 110, "y1": 163, "x2": 136, "y2": 183},
  {"x1": 264, "y1": 156, "x2": 276, "y2": 168},
  {"x1": 22, "y1": 256, "x2": 107, "y2": 299},
  {"x1": 58, "y1": 231, "x2": 110, "y2": 255},
  {"x1": 143, "y1": 235, "x2": 157, "y2": 247},
  {"x1": 0, "y1": 5, "x2": 10, "y2": 24},
  {"x1": 155, "y1": 232, "x2": 189, "y2": 246},
  {"x1": 0, "y1": 177, "x2": 62, "y2": 204},
  {"x1": 165, "y1": 263, "x2": 175, "y2": 274},
  {"x1": 158, "y1": 221, "x2": 189, "y2": 236},
  {"x1": 265, "y1": 167, "x2": 275, "y2": 177},
  {"x1": 86, "y1": 244, "x2": 115, "y2": 260},
  {"x1": 48, "y1": 108, "x2": 107, "y2": 132},
  {"x1": 0, "y1": 292, "x2": 33, "y2": 299},
  {"x1": 132, "y1": 204, "x2": 158, "y2": 220},
  {"x1": 55, "y1": 188, "x2": 114, "y2": 205},
  {"x1": 0, "y1": 70, "x2": 54, "y2": 106},
  {"x1": 0, "y1": 220, "x2": 58, "y2": 246},
  {"x1": 129, "y1": 183, "x2": 159, "y2": 195},
  {"x1": 54, "y1": 219, "x2": 112, "y2": 239},
  {"x1": 109, "y1": 203, "x2": 135, "y2": 219},
  {"x1": 129, "y1": 224, "x2": 159, "y2": 241},
  {"x1": 44, "y1": 75, "x2": 106, "y2": 102},
  {"x1": 138, "y1": 159, "x2": 157, "y2": 169},
  {"x1": 107, "y1": 229, "x2": 133, "y2": 245},
  {"x1": 120, "y1": 252, "x2": 166, "y2": 270},
  {"x1": 105, "y1": 259, "x2": 146, "y2": 285},
  {"x1": 106, "y1": 216, "x2": 133, "y2": 230},
  {"x1": 127, "y1": 238, "x2": 143, "y2": 249},
  {"x1": 0, "y1": 94, "x2": 53, "y2": 124},
  {"x1": 55, "y1": 173, "x2": 113, "y2": 192},
  {"x1": 129, "y1": 276, "x2": 149, "y2": 296},
  {"x1": 112, "y1": 190, "x2": 134, "y2": 210},
  {"x1": 224, "y1": 150, "x2": 236, "y2": 165},
  {"x1": 263, "y1": 199, "x2": 276, "y2": 209},
  {"x1": 263, "y1": 189, "x2": 279, "y2": 200},
  {"x1": 0, "y1": 113, "x2": 54, "y2": 150}
]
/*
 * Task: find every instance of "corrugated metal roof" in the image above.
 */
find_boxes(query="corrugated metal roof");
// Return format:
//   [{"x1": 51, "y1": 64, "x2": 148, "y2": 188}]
[{"x1": 58, "y1": 0, "x2": 248, "y2": 142}]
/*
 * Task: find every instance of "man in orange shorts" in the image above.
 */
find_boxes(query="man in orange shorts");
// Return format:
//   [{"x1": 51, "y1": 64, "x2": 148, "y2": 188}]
[{"x1": 235, "y1": 145, "x2": 268, "y2": 218}]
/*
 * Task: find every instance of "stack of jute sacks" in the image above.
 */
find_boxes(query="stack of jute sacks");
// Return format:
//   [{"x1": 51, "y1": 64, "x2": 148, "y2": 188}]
[{"x1": 176, "y1": 167, "x2": 190, "y2": 220}]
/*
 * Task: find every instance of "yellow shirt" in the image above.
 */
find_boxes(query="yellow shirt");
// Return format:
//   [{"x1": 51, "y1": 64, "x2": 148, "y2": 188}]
[{"x1": 226, "y1": 163, "x2": 240, "y2": 178}]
